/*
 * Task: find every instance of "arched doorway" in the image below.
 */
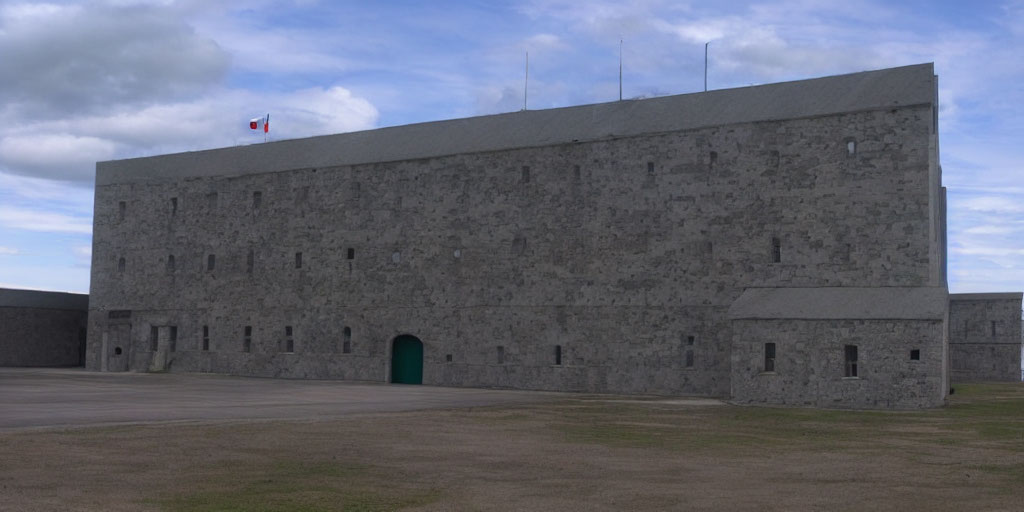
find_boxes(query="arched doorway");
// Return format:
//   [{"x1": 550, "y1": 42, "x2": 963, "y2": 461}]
[{"x1": 391, "y1": 335, "x2": 423, "y2": 384}]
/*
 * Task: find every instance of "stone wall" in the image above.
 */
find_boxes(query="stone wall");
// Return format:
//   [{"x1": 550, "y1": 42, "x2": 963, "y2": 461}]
[
  {"x1": 949, "y1": 293, "x2": 1023, "y2": 382},
  {"x1": 730, "y1": 318, "x2": 947, "y2": 409},
  {"x1": 0, "y1": 288, "x2": 88, "y2": 367}
]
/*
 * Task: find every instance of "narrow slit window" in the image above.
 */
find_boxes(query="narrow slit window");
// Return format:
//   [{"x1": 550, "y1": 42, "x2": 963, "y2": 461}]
[
  {"x1": 847, "y1": 140, "x2": 857, "y2": 156},
  {"x1": 170, "y1": 197, "x2": 178, "y2": 215},
  {"x1": 764, "y1": 342, "x2": 776, "y2": 373},
  {"x1": 169, "y1": 326, "x2": 177, "y2": 352},
  {"x1": 118, "y1": 257, "x2": 126, "y2": 273},
  {"x1": 647, "y1": 161, "x2": 655, "y2": 175},
  {"x1": 844, "y1": 345, "x2": 858, "y2": 377},
  {"x1": 207, "y1": 254, "x2": 215, "y2": 271},
  {"x1": 167, "y1": 254, "x2": 176, "y2": 274},
  {"x1": 243, "y1": 326, "x2": 252, "y2": 353},
  {"x1": 150, "y1": 326, "x2": 159, "y2": 351},
  {"x1": 497, "y1": 346, "x2": 505, "y2": 365},
  {"x1": 118, "y1": 201, "x2": 126, "y2": 221},
  {"x1": 555, "y1": 345, "x2": 562, "y2": 366},
  {"x1": 347, "y1": 248, "x2": 355, "y2": 260},
  {"x1": 446, "y1": 353, "x2": 453, "y2": 362},
  {"x1": 202, "y1": 325, "x2": 210, "y2": 351},
  {"x1": 295, "y1": 252, "x2": 303, "y2": 269},
  {"x1": 991, "y1": 320, "x2": 997, "y2": 337},
  {"x1": 771, "y1": 237, "x2": 782, "y2": 263},
  {"x1": 709, "y1": 151, "x2": 718, "y2": 168},
  {"x1": 687, "y1": 335, "x2": 695, "y2": 346},
  {"x1": 342, "y1": 326, "x2": 352, "y2": 354},
  {"x1": 521, "y1": 165, "x2": 530, "y2": 183},
  {"x1": 252, "y1": 191, "x2": 262, "y2": 209},
  {"x1": 685, "y1": 350, "x2": 694, "y2": 368},
  {"x1": 573, "y1": 164, "x2": 581, "y2": 182}
]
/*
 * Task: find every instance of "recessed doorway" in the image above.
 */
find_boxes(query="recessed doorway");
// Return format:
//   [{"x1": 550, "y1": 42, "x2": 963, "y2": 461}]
[{"x1": 391, "y1": 334, "x2": 423, "y2": 384}]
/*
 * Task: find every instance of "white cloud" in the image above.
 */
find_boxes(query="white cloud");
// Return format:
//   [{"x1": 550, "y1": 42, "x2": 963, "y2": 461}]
[
  {"x1": 0, "y1": 206, "x2": 92, "y2": 234},
  {"x1": 0, "y1": 246, "x2": 18, "y2": 255},
  {"x1": 0, "y1": 134, "x2": 116, "y2": 180},
  {"x1": 958, "y1": 196, "x2": 1024, "y2": 214}
]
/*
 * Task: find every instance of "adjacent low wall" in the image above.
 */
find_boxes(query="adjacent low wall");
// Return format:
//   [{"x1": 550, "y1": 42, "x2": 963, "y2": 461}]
[
  {"x1": 949, "y1": 293, "x2": 1023, "y2": 382},
  {"x1": 0, "y1": 288, "x2": 89, "y2": 367}
]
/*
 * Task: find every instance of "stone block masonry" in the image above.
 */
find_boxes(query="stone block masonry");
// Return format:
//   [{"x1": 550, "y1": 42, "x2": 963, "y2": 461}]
[
  {"x1": 0, "y1": 288, "x2": 89, "y2": 367},
  {"x1": 949, "y1": 293, "x2": 1023, "y2": 382}
]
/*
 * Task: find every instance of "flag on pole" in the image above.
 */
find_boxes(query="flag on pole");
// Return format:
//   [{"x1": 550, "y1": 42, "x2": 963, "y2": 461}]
[{"x1": 264, "y1": 113, "x2": 270, "y2": 134}]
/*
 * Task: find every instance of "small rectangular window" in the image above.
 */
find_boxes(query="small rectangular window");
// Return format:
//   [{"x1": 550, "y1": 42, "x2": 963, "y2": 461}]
[
  {"x1": 252, "y1": 191, "x2": 262, "y2": 209},
  {"x1": 446, "y1": 354, "x2": 452, "y2": 362},
  {"x1": 285, "y1": 325, "x2": 293, "y2": 337},
  {"x1": 347, "y1": 248, "x2": 355, "y2": 260},
  {"x1": 295, "y1": 252, "x2": 303, "y2": 269},
  {"x1": 170, "y1": 197, "x2": 178, "y2": 215},
  {"x1": 521, "y1": 165, "x2": 530, "y2": 183},
  {"x1": 285, "y1": 338, "x2": 294, "y2": 352},
  {"x1": 685, "y1": 350, "x2": 694, "y2": 368},
  {"x1": 150, "y1": 326, "x2": 159, "y2": 351},
  {"x1": 202, "y1": 325, "x2": 210, "y2": 351},
  {"x1": 497, "y1": 345, "x2": 505, "y2": 365},
  {"x1": 243, "y1": 325, "x2": 252, "y2": 353},
  {"x1": 207, "y1": 254, "x2": 216, "y2": 271},
  {"x1": 687, "y1": 335, "x2": 695, "y2": 346},
  {"x1": 910, "y1": 349, "x2": 920, "y2": 361},
  {"x1": 764, "y1": 343, "x2": 776, "y2": 372},
  {"x1": 991, "y1": 321, "x2": 997, "y2": 337},
  {"x1": 169, "y1": 326, "x2": 177, "y2": 352},
  {"x1": 647, "y1": 161, "x2": 654, "y2": 175},
  {"x1": 771, "y1": 237, "x2": 781, "y2": 263},
  {"x1": 844, "y1": 345, "x2": 858, "y2": 377},
  {"x1": 118, "y1": 201, "x2": 126, "y2": 221},
  {"x1": 555, "y1": 345, "x2": 562, "y2": 365}
]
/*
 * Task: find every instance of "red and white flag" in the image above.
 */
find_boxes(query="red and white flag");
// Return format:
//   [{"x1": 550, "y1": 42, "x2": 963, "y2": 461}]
[{"x1": 249, "y1": 114, "x2": 270, "y2": 132}]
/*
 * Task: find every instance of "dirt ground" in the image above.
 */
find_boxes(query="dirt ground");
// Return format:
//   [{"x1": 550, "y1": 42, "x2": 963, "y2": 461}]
[{"x1": 2, "y1": 382, "x2": 1023, "y2": 511}]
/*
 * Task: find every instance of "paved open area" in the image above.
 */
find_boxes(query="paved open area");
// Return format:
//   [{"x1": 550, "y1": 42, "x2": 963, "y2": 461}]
[{"x1": 0, "y1": 367, "x2": 565, "y2": 430}]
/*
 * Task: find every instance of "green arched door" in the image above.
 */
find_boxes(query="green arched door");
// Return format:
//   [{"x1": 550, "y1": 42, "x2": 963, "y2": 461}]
[{"x1": 391, "y1": 335, "x2": 423, "y2": 384}]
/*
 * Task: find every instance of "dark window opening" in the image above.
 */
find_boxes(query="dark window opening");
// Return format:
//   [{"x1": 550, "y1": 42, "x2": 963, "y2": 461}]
[
  {"x1": 446, "y1": 353, "x2": 453, "y2": 362},
  {"x1": 573, "y1": 164, "x2": 581, "y2": 182},
  {"x1": 118, "y1": 257, "x2": 126, "y2": 273},
  {"x1": 207, "y1": 254, "x2": 215, "y2": 271},
  {"x1": 687, "y1": 335, "x2": 695, "y2": 346},
  {"x1": 343, "y1": 326, "x2": 352, "y2": 354},
  {"x1": 764, "y1": 342, "x2": 776, "y2": 373},
  {"x1": 709, "y1": 151, "x2": 718, "y2": 168},
  {"x1": 910, "y1": 349, "x2": 920, "y2": 361},
  {"x1": 351, "y1": 182, "x2": 361, "y2": 199},
  {"x1": 169, "y1": 326, "x2": 177, "y2": 352},
  {"x1": 118, "y1": 201, "x2": 126, "y2": 221},
  {"x1": 243, "y1": 326, "x2": 252, "y2": 353},
  {"x1": 170, "y1": 197, "x2": 178, "y2": 215},
  {"x1": 347, "y1": 248, "x2": 355, "y2": 260},
  {"x1": 167, "y1": 255, "x2": 175, "y2": 274},
  {"x1": 295, "y1": 252, "x2": 303, "y2": 269},
  {"x1": 285, "y1": 338, "x2": 294, "y2": 352},
  {"x1": 647, "y1": 161, "x2": 655, "y2": 175},
  {"x1": 114, "y1": 347, "x2": 123, "y2": 355},
  {"x1": 521, "y1": 165, "x2": 530, "y2": 183},
  {"x1": 847, "y1": 140, "x2": 857, "y2": 156},
  {"x1": 772, "y1": 237, "x2": 782, "y2": 263},
  {"x1": 497, "y1": 345, "x2": 505, "y2": 364},
  {"x1": 844, "y1": 345, "x2": 858, "y2": 377},
  {"x1": 991, "y1": 320, "x2": 997, "y2": 337},
  {"x1": 685, "y1": 350, "x2": 694, "y2": 368},
  {"x1": 150, "y1": 326, "x2": 159, "y2": 351},
  {"x1": 252, "y1": 191, "x2": 262, "y2": 209},
  {"x1": 247, "y1": 249, "x2": 254, "y2": 274},
  {"x1": 555, "y1": 345, "x2": 562, "y2": 365},
  {"x1": 202, "y1": 325, "x2": 209, "y2": 351}
]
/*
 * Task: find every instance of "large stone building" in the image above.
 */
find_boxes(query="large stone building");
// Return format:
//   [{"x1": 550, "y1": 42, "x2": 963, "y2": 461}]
[
  {"x1": 87, "y1": 63, "x2": 957, "y2": 408},
  {"x1": 1, "y1": 288, "x2": 88, "y2": 367}
]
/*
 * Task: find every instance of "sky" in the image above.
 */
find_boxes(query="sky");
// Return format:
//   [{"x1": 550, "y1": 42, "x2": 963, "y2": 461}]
[{"x1": 0, "y1": 0, "x2": 1022, "y2": 296}]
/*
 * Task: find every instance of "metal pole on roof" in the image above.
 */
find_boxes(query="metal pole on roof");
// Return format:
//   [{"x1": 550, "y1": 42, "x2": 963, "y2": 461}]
[
  {"x1": 524, "y1": 51, "x2": 529, "y2": 110},
  {"x1": 704, "y1": 42, "x2": 709, "y2": 92},
  {"x1": 619, "y1": 38, "x2": 623, "y2": 101}
]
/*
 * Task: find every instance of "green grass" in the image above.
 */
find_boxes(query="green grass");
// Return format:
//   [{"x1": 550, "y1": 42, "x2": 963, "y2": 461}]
[{"x1": 154, "y1": 459, "x2": 441, "y2": 512}]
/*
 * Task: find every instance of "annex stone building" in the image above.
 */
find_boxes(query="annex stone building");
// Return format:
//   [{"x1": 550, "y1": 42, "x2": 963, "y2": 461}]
[
  {"x1": 1, "y1": 288, "x2": 88, "y2": 367},
  {"x1": 87, "y1": 63, "x2": 956, "y2": 408},
  {"x1": 949, "y1": 293, "x2": 1023, "y2": 382}
]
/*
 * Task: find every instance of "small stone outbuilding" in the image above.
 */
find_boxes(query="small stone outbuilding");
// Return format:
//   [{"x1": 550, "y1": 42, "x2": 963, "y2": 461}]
[{"x1": 0, "y1": 288, "x2": 89, "y2": 367}]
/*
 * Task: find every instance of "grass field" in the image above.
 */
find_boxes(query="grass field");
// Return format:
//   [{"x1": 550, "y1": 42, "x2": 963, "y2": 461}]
[{"x1": 2, "y1": 383, "x2": 1023, "y2": 511}]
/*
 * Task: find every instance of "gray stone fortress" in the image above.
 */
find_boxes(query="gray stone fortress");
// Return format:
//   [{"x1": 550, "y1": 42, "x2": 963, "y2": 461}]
[{"x1": 86, "y1": 63, "x2": 1022, "y2": 409}]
